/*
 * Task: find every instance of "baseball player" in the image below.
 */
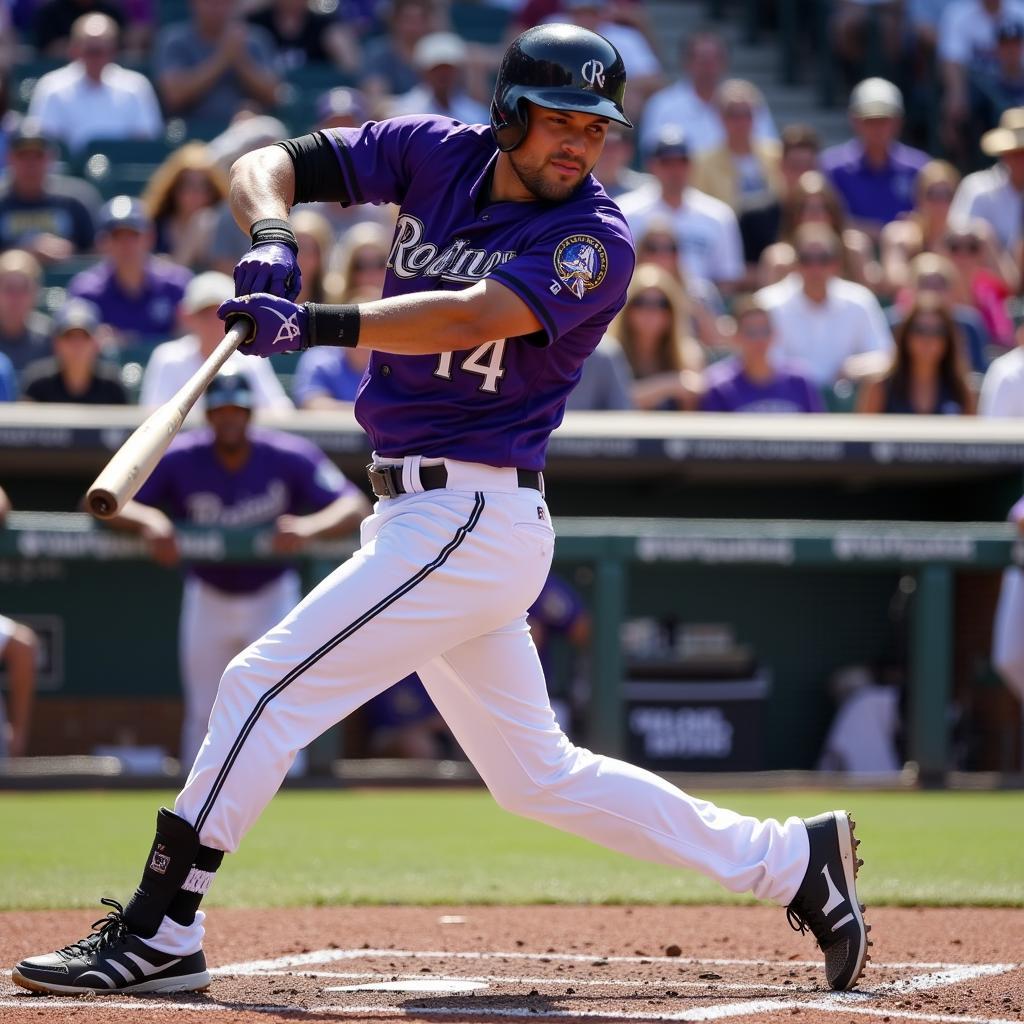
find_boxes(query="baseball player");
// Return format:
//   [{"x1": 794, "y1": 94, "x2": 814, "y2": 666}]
[
  {"x1": 14, "y1": 25, "x2": 870, "y2": 997},
  {"x1": 108, "y1": 368, "x2": 371, "y2": 768}
]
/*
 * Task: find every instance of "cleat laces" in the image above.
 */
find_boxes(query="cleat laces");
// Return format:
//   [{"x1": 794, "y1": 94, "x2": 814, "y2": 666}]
[{"x1": 59, "y1": 898, "x2": 129, "y2": 958}]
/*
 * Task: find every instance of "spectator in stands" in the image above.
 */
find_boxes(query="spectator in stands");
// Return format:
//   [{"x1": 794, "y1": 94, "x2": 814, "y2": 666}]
[
  {"x1": 0, "y1": 487, "x2": 37, "y2": 757},
  {"x1": 857, "y1": 298, "x2": 976, "y2": 414},
  {"x1": 390, "y1": 32, "x2": 489, "y2": 124},
  {"x1": 692, "y1": 79, "x2": 782, "y2": 215},
  {"x1": 292, "y1": 210, "x2": 340, "y2": 306},
  {"x1": 618, "y1": 127, "x2": 745, "y2": 294},
  {"x1": 832, "y1": 1, "x2": 905, "y2": 85},
  {"x1": 640, "y1": 32, "x2": 777, "y2": 159},
  {"x1": 756, "y1": 224, "x2": 894, "y2": 387},
  {"x1": 554, "y1": 0, "x2": 662, "y2": 120},
  {"x1": 700, "y1": 296, "x2": 823, "y2": 414},
  {"x1": 950, "y1": 107, "x2": 1024, "y2": 253},
  {"x1": 155, "y1": 0, "x2": 281, "y2": 124},
  {"x1": 940, "y1": 0, "x2": 1024, "y2": 155},
  {"x1": 979, "y1": 303, "x2": 1024, "y2": 413},
  {"x1": 881, "y1": 160, "x2": 960, "y2": 293},
  {"x1": 21, "y1": 297, "x2": 127, "y2": 404},
  {"x1": 362, "y1": 674, "x2": 452, "y2": 759},
  {"x1": 142, "y1": 142, "x2": 228, "y2": 269},
  {"x1": 333, "y1": 221, "x2": 391, "y2": 300},
  {"x1": 888, "y1": 252, "x2": 992, "y2": 372},
  {"x1": 0, "y1": 120, "x2": 95, "y2": 260},
  {"x1": 360, "y1": 0, "x2": 439, "y2": 110},
  {"x1": 821, "y1": 78, "x2": 930, "y2": 237},
  {"x1": 26, "y1": 13, "x2": 162, "y2": 156},
  {"x1": 607, "y1": 263, "x2": 703, "y2": 411},
  {"x1": 33, "y1": 0, "x2": 125, "y2": 56},
  {"x1": 941, "y1": 219, "x2": 1017, "y2": 345},
  {"x1": 564, "y1": 335, "x2": 635, "y2": 411},
  {"x1": 140, "y1": 271, "x2": 292, "y2": 411},
  {"x1": 68, "y1": 196, "x2": 192, "y2": 344},
  {"x1": 634, "y1": 221, "x2": 724, "y2": 348},
  {"x1": 593, "y1": 125, "x2": 653, "y2": 199},
  {"x1": 247, "y1": 0, "x2": 359, "y2": 73},
  {"x1": 738, "y1": 123, "x2": 821, "y2": 269},
  {"x1": 971, "y1": 19, "x2": 1024, "y2": 132},
  {"x1": 0, "y1": 249, "x2": 51, "y2": 375},
  {"x1": 775, "y1": 171, "x2": 878, "y2": 290}
]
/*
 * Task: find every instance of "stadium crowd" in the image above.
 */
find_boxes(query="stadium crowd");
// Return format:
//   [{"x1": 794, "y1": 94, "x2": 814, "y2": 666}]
[{"x1": 2, "y1": 0, "x2": 1024, "y2": 418}]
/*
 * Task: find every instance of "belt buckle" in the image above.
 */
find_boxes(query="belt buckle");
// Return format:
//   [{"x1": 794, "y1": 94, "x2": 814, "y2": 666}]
[{"x1": 367, "y1": 463, "x2": 402, "y2": 499}]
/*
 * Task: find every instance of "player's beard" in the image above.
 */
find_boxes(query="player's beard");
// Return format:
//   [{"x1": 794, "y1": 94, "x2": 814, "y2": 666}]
[{"x1": 509, "y1": 149, "x2": 587, "y2": 202}]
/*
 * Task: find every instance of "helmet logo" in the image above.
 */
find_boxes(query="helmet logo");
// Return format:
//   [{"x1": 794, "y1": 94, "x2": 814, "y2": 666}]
[{"x1": 582, "y1": 59, "x2": 605, "y2": 88}]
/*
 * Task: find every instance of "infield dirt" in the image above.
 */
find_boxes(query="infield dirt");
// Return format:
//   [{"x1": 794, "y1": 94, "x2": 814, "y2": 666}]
[{"x1": 1, "y1": 906, "x2": 1021, "y2": 1024}]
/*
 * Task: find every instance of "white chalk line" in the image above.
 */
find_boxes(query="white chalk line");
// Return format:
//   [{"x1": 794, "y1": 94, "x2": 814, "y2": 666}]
[
  {"x1": 253, "y1": 969, "x2": 809, "y2": 994},
  {"x1": 212, "y1": 947, "x2": 967, "y2": 975}
]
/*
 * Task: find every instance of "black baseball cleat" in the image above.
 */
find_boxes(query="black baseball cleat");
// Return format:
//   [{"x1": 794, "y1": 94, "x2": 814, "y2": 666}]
[
  {"x1": 786, "y1": 810, "x2": 871, "y2": 991},
  {"x1": 12, "y1": 898, "x2": 210, "y2": 996}
]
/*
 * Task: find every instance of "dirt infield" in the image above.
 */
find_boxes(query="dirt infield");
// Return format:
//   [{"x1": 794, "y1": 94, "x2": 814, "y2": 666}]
[{"x1": 1, "y1": 906, "x2": 1021, "y2": 1024}]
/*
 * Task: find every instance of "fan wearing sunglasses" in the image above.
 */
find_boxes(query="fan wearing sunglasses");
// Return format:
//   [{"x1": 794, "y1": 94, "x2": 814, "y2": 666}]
[
  {"x1": 856, "y1": 298, "x2": 976, "y2": 415},
  {"x1": 942, "y1": 220, "x2": 1017, "y2": 346}
]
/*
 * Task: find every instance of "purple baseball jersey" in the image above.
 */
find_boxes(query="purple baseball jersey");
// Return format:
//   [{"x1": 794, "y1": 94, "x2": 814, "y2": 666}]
[
  {"x1": 322, "y1": 115, "x2": 636, "y2": 470},
  {"x1": 69, "y1": 257, "x2": 192, "y2": 341},
  {"x1": 700, "y1": 357, "x2": 824, "y2": 414},
  {"x1": 135, "y1": 426, "x2": 353, "y2": 592}
]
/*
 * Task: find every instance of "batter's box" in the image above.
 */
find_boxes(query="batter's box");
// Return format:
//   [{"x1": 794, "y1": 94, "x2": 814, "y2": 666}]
[{"x1": 204, "y1": 947, "x2": 1022, "y2": 1022}]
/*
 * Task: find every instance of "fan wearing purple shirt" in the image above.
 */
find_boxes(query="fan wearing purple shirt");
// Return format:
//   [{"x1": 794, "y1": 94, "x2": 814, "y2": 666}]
[
  {"x1": 701, "y1": 297, "x2": 824, "y2": 414},
  {"x1": 820, "y1": 78, "x2": 930, "y2": 235},
  {"x1": 15, "y1": 26, "x2": 871, "y2": 1000},
  {"x1": 107, "y1": 368, "x2": 371, "y2": 770}
]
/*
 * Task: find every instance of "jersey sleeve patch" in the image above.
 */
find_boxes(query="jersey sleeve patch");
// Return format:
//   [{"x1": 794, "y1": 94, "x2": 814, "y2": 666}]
[{"x1": 553, "y1": 234, "x2": 609, "y2": 300}]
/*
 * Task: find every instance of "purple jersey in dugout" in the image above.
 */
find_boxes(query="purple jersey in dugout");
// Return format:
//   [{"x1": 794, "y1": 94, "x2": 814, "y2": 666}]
[
  {"x1": 321, "y1": 115, "x2": 636, "y2": 470},
  {"x1": 135, "y1": 426, "x2": 353, "y2": 593}
]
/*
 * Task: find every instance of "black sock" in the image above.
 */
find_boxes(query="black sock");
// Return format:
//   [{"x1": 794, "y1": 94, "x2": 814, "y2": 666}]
[
  {"x1": 124, "y1": 808, "x2": 200, "y2": 938},
  {"x1": 165, "y1": 844, "x2": 224, "y2": 927}
]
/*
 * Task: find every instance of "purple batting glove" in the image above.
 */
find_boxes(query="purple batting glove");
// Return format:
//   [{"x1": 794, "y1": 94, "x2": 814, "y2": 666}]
[
  {"x1": 233, "y1": 242, "x2": 302, "y2": 300},
  {"x1": 218, "y1": 293, "x2": 310, "y2": 357}
]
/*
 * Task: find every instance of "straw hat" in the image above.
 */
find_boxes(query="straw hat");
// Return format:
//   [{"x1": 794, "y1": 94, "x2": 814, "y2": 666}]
[{"x1": 981, "y1": 107, "x2": 1024, "y2": 156}]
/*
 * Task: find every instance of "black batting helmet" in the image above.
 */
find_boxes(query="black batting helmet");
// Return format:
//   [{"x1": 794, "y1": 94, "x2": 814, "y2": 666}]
[{"x1": 490, "y1": 23, "x2": 631, "y2": 153}]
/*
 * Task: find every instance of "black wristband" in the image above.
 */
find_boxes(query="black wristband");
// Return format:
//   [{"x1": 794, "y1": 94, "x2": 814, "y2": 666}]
[
  {"x1": 306, "y1": 303, "x2": 361, "y2": 348},
  {"x1": 249, "y1": 218, "x2": 298, "y2": 254}
]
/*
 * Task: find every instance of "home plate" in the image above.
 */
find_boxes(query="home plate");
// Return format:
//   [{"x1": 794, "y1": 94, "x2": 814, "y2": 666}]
[{"x1": 327, "y1": 979, "x2": 488, "y2": 994}]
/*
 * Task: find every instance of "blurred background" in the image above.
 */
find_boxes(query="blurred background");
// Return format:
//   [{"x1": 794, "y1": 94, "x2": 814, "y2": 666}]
[{"x1": 2, "y1": 0, "x2": 1024, "y2": 789}]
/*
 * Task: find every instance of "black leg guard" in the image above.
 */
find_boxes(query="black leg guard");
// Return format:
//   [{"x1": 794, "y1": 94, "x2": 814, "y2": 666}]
[
  {"x1": 124, "y1": 808, "x2": 201, "y2": 938},
  {"x1": 166, "y1": 844, "x2": 225, "y2": 927}
]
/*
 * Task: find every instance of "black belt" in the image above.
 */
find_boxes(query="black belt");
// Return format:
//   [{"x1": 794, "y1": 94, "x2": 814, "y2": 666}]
[{"x1": 367, "y1": 462, "x2": 542, "y2": 499}]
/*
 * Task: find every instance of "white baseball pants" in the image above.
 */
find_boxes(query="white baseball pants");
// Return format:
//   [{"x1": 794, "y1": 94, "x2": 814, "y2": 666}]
[
  {"x1": 178, "y1": 572, "x2": 301, "y2": 768},
  {"x1": 172, "y1": 461, "x2": 809, "y2": 933}
]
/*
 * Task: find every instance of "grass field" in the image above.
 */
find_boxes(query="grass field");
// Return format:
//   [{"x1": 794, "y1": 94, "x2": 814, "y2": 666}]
[{"x1": 0, "y1": 789, "x2": 1021, "y2": 911}]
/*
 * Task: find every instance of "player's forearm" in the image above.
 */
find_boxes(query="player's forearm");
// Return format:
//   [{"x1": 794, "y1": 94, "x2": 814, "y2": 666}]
[
  {"x1": 109, "y1": 500, "x2": 173, "y2": 535},
  {"x1": 229, "y1": 147, "x2": 295, "y2": 235},
  {"x1": 300, "y1": 492, "x2": 372, "y2": 539}
]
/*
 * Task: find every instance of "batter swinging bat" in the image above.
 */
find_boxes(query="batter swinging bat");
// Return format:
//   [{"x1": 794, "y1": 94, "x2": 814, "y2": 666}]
[{"x1": 86, "y1": 321, "x2": 252, "y2": 519}]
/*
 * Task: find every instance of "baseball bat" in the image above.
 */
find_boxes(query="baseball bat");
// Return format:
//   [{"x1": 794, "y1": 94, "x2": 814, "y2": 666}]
[{"x1": 86, "y1": 320, "x2": 251, "y2": 520}]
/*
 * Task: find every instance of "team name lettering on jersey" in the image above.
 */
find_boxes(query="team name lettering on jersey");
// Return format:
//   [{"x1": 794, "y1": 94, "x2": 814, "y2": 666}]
[
  {"x1": 389, "y1": 215, "x2": 517, "y2": 284},
  {"x1": 186, "y1": 481, "x2": 289, "y2": 526}
]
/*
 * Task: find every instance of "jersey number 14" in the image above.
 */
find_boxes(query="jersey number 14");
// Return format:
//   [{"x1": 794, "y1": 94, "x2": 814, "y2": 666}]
[{"x1": 434, "y1": 340, "x2": 507, "y2": 393}]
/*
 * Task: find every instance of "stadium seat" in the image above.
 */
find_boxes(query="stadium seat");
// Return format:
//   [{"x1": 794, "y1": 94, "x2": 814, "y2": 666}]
[
  {"x1": 9, "y1": 58, "x2": 63, "y2": 112},
  {"x1": 76, "y1": 138, "x2": 176, "y2": 176},
  {"x1": 81, "y1": 154, "x2": 160, "y2": 200}
]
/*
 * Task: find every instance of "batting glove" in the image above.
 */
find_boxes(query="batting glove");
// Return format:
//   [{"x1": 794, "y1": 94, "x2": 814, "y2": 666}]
[
  {"x1": 234, "y1": 219, "x2": 302, "y2": 300},
  {"x1": 218, "y1": 294, "x2": 310, "y2": 357}
]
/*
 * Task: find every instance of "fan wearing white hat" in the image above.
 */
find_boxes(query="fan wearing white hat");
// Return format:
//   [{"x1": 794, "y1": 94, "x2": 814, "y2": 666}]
[
  {"x1": 949, "y1": 107, "x2": 1024, "y2": 253},
  {"x1": 819, "y1": 78, "x2": 930, "y2": 236},
  {"x1": 139, "y1": 272, "x2": 293, "y2": 412},
  {"x1": 389, "y1": 31, "x2": 488, "y2": 124}
]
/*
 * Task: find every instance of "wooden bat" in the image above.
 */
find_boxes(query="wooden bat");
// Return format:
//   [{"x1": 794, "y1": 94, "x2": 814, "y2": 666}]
[{"x1": 86, "y1": 320, "x2": 251, "y2": 520}]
